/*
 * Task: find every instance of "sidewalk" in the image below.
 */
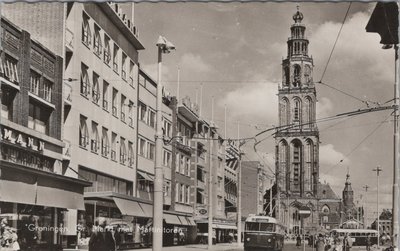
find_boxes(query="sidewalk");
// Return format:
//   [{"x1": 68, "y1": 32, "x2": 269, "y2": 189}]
[{"x1": 64, "y1": 243, "x2": 244, "y2": 251}]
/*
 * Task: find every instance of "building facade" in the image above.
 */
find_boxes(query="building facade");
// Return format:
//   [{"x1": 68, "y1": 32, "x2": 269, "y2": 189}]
[
  {"x1": 241, "y1": 161, "x2": 270, "y2": 217},
  {"x1": 0, "y1": 16, "x2": 90, "y2": 249},
  {"x1": 275, "y1": 8, "x2": 320, "y2": 234}
]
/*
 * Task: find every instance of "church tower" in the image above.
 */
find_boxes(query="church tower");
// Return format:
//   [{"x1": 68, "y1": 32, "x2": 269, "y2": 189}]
[
  {"x1": 275, "y1": 7, "x2": 320, "y2": 234},
  {"x1": 343, "y1": 173, "x2": 355, "y2": 219}
]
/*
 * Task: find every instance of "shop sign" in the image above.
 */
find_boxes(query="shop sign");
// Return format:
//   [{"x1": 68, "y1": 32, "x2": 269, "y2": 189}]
[{"x1": 1, "y1": 127, "x2": 44, "y2": 152}]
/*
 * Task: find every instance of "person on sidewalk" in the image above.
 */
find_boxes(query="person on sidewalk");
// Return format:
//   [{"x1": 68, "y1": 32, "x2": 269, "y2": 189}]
[
  {"x1": 296, "y1": 234, "x2": 301, "y2": 248},
  {"x1": 366, "y1": 234, "x2": 371, "y2": 251},
  {"x1": 316, "y1": 234, "x2": 325, "y2": 251},
  {"x1": 88, "y1": 217, "x2": 115, "y2": 251}
]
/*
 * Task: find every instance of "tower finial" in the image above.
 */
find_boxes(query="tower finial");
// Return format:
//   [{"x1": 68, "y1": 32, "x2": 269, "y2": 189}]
[{"x1": 293, "y1": 6, "x2": 304, "y2": 23}]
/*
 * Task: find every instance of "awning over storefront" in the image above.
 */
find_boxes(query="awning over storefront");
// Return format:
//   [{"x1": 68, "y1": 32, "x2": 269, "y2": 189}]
[
  {"x1": 164, "y1": 213, "x2": 182, "y2": 225},
  {"x1": 113, "y1": 198, "x2": 147, "y2": 218},
  {"x1": 186, "y1": 217, "x2": 196, "y2": 226},
  {"x1": 137, "y1": 171, "x2": 154, "y2": 182},
  {"x1": 139, "y1": 202, "x2": 153, "y2": 218},
  {"x1": 0, "y1": 161, "x2": 89, "y2": 210}
]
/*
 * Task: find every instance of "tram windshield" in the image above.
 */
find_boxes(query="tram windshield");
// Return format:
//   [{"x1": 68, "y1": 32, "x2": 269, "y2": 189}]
[{"x1": 245, "y1": 222, "x2": 275, "y2": 232}]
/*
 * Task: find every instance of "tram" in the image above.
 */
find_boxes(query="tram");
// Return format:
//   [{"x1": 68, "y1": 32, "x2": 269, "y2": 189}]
[
  {"x1": 330, "y1": 229, "x2": 378, "y2": 247},
  {"x1": 244, "y1": 215, "x2": 285, "y2": 251}
]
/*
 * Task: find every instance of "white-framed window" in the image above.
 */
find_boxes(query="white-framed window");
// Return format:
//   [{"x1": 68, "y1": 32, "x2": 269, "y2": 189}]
[
  {"x1": 163, "y1": 181, "x2": 170, "y2": 197},
  {"x1": 2, "y1": 54, "x2": 19, "y2": 83},
  {"x1": 43, "y1": 79, "x2": 53, "y2": 102},
  {"x1": 92, "y1": 72, "x2": 100, "y2": 104},
  {"x1": 30, "y1": 70, "x2": 40, "y2": 95},
  {"x1": 91, "y1": 121, "x2": 100, "y2": 153},
  {"x1": 128, "y1": 101, "x2": 134, "y2": 127},
  {"x1": 80, "y1": 63, "x2": 90, "y2": 97},
  {"x1": 102, "y1": 80, "x2": 109, "y2": 110},
  {"x1": 103, "y1": 34, "x2": 111, "y2": 65},
  {"x1": 128, "y1": 141, "x2": 134, "y2": 167},
  {"x1": 175, "y1": 183, "x2": 180, "y2": 203},
  {"x1": 129, "y1": 61, "x2": 135, "y2": 87},
  {"x1": 79, "y1": 115, "x2": 89, "y2": 148},
  {"x1": 139, "y1": 138, "x2": 146, "y2": 157},
  {"x1": 101, "y1": 127, "x2": 110, "y2": 157},
  {"x1": 180, "y1": 155, "x2": 185, "y2": 174},
  {"x1": 113, "y1": 44, "x2": 119, "y2": 73},
  {"x1": 120, "y1": 94, "x2": 126, "y2": 122},
  {"x1": 148, "y1": 109, "x2": 156, "y2": 128},
  {"x1": 185, "y1": 185, "x2": 190, "y2": 204},
  {"x1": 121, "y1": 53, "x2": 127, "y2": 80},
  {"x1": 163, "y1": 150, "x2": 171, "y2": 167},
  {"x1": 180, "y1": 184, "x2": 185, "y2": 203},
  {"x1": 93, "y1": 24, "x2": 102, "y2": 56},
  {"x1": 120, "y1": 137, "x2": 127, "y2": 165},
  {"x1": 138, "y1": 102, "x2": 147, "y2": 122},
  {"x1": 163, "y1": 119, "x2": 172, "y2": 138},
  {"x1": 112, "y1": 88, "x2": 118, "y2": 117},
  {"x1": 111, "y1": 132, "x2": 117, "y2": 161},
  {"x1": 82, "y1": 12, "x2": 91, "y2": 46},
  {"x1": 28, "y1": 102, "x2": 50, "y2": 135},
  {"x1": 175, "y1": 153, "x2": 179, "y2": 172},
  {"x1": 185, "y1": 157, "x2": 190, "y2": 176},
  {"x1": 323, "y1": 216, "x2": 329, "y2": 223},
  {"x1": 148, "y1": 142, "x2": 155, "y2": 160}
]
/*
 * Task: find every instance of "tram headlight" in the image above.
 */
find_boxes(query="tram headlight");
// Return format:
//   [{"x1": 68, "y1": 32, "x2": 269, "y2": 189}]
[
  {"x1": 246, "y1": 237, "x2": 250, "y2": 242},
  {"x1": 267, "y1": 238, "x2": 272, "y2": 242}
]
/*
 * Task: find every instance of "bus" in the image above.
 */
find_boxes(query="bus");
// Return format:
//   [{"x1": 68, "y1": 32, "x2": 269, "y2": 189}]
[
  {"x1": 244, "y1": 215, "x2": 285, "y2": 251},
  {"x1": 330, "y1": 229, "x2": 378, "y2": 247}
]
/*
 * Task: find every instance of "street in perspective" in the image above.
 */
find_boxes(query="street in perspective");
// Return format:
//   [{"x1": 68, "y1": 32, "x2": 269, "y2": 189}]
[{"x1": 0, "y1": 1, "x2": 398, "y2": 251}]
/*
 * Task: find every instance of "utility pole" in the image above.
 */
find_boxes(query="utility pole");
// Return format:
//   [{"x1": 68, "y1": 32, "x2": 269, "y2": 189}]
[
  {"x1": 207, "y1": 97, "x2": 214, "y2": 249},
  {"x1": 237, "y1": 121, "x2": 242, "y2": 245},
  {"x1": 392, "y1": 44, "x2": 399, "y2": 249},
  {"x1": 363, "y1": 185, "x2": 369, "y2": 227},
  {"x1": 373, "y1": 166, "x2": 382, "y2": 248},
  {"x1": 154, "y1": 36, "x2": 175, "y2": 251}
]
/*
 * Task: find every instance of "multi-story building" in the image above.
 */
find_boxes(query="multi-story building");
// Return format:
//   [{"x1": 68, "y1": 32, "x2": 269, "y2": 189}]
[
  {"x1": 241, "y1": 161, "x2": 270, "y2": 217},
  {"x1": 0, "y1": 17, "x2": 90, "y2": 249},
  {"x1": 225, "y1": 141, "x2": 239, "y2": 217}
]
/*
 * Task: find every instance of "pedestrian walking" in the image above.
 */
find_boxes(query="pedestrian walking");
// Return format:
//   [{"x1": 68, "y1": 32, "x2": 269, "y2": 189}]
[
  {"x1": 316, "y1": 234, "x2": 325, "y2": 251},
  {"x1": 0, "y1": 218, "x2": 20, "y2": 251},
  {"x1": 343, "y1": 234, "x2": 353, "y2": 251},
  {"x1": 366, "y1": 234, "x2": 371, "y2": 251},
  {"x1": 88, "y1": 217, "x2": 115, "y2": 251},
  {"x1": 228, "y1": 231, "x2": 234, "y2": 243},
  {"x1": 296, "y1": 234, "x2": 301, "y2": 248}
]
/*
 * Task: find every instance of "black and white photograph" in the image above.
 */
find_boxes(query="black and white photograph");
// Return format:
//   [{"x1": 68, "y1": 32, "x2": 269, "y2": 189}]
[{"x1": 0, "y1": 1, "x2": 398, "y2": 251}]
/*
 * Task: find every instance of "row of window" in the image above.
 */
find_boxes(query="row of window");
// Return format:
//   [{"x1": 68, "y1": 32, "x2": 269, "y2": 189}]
[
  {"x1": 0, "y1": 54, "x2": 19, "y2": 83},
  {"x1": 176, "y1": 153, "x2": 190, "y2": 176},
  {"x1": 279, "y1": 96, "x2": 314, "y2": 126},
  {"x1": 30, "y1": 70, "x2": 53, "y2": 102},
  {"x1": 82, "y1": 12, "x2": 136, "y2": 87},
  {"x1": 138, "y1": 137, "x2": 155, "y2": 161},
  {"x1": 175, "y1": 183, "x2": 190, "y2": 205},
  {"x1": 138, "y1": 101, "x2": 156, "y2": 129},
  {"x1": 79, "y1": 168, "x2": 133, "y2": 196},
  {"x1": 79, "y1": 115, "x2": 135, "y2": 167},
  {"x1": 81, "y1": 63, "x2": 135, "y2": 127}
]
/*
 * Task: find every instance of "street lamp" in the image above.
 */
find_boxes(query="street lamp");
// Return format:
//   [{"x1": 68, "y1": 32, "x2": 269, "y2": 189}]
[{"x1": 153, "y1": 35, "x2": 175, "y2": 251}]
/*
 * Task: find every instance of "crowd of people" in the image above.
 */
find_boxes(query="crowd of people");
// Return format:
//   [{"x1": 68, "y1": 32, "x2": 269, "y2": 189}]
[{"x1": 291, "y1": 232, "x2": 393, "y2": 251}]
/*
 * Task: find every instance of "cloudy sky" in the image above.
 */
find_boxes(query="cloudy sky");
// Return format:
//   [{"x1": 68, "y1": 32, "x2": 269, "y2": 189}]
[{"x1": 132, "y1": 1, "x2": 395, "y2": 223}]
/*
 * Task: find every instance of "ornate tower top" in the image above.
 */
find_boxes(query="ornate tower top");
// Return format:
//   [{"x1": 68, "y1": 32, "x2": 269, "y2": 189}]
[{"x1": 293, "y1": 6, "x2": 304, "y2": 23}]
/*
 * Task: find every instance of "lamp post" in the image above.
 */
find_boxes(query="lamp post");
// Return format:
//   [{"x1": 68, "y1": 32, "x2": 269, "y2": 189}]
[
  {"x1": 153, "y1": 35, "x2": 175, "y2": 251},
  {"x1": 373, "y1": 166, "x2": 382, "y2": 249}
]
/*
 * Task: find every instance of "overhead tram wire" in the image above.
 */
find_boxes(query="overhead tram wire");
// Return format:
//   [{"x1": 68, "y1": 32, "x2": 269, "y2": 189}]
[
  {"x1": 319, "y1": 2, "x2": 352, "y2": 83},
  {"x1": 322, "y1": 112, "x2": 392, "y2": 176}
]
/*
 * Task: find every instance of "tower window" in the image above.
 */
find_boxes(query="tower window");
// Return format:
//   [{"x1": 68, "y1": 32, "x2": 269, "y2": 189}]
[
  {"x1": 293, "y1": 65, "x2": 301, "y2": 87},
  {"x1": 294, "y1": 99, "x2": 301, "y2": 121}
]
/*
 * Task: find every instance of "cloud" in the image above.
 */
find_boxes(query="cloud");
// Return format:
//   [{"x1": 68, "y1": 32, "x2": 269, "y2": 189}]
[
  {"x1": 310, "y1": 12, "x2": 394, "y2": 85},
  {"x1": 179, "y1": 53, "x2": 211, "y2": 73},
  {"x1": 140, "y1": 63, "x2": 172, "y2": 83},
  {"x1": 317, "y1": 97, "x2": 334, "y2": 118},
  {"x1": 319, "y1": 144, "x2": 349, "y2": 167},
  {"x1": 217, "y1": 81, "x2": 278, "y2": 124}
]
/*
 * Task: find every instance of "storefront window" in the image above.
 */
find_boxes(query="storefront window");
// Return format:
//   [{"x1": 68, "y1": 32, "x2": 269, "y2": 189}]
[{"x1": 0, "y1": 202, "x2": 62, "y2": 250}]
